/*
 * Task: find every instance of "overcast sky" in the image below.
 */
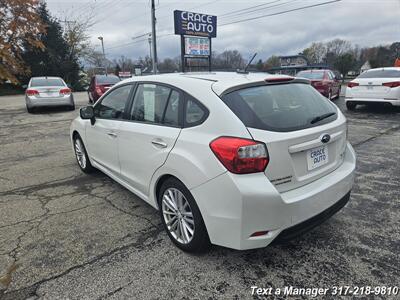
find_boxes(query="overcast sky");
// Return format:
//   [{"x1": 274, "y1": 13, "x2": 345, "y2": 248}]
[{"x1": 47, "y1": 0, "x2": 400, "y2": 62}]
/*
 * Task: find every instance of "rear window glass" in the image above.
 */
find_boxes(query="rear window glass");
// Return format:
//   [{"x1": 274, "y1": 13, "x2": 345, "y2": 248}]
[
  {"x1": 222, "y1": 83, "x2": 337, "y2": 132},
  {"x1": 31, "y1": 78, "x2": 64, "y2": 87},
  {"x1": 96, "y1": 76, "x2": 120, "y2": 84},
  {"x1": 296, "y1": 71, "x2": 325, "y2": 80},
  {"x1": 358, "y1": 69, "x2": 400, "y2": 78}
]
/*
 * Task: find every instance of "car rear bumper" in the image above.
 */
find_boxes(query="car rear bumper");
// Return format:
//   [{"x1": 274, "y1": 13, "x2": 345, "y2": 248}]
[
  {"x1": 191, "y1": 142, "x2": 356, "y2": 250},
  {"x1": 26, "y1": 95, "x2": 74, "y2": 107},
  {"x1": 345, "y1": 97, "x2": 400, "y2": 106}
]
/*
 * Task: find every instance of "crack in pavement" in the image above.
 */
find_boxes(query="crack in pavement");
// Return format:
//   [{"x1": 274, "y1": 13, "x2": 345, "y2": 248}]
[
  {"x1": 1, "y1": 225, "x2": 163, "y2": 300},
  {"x1": 352, "y1": 124, "x2": 400, "y2": 148}
]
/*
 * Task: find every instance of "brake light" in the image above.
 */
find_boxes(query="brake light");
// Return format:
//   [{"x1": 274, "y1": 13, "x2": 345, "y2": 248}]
[
  {"x1": 60, "y1": 88, "x2": 71, "y2": 95},
  {"x1": 382, "y1": 81, "x2": 400, "y2": 88},
  {"x1": 313, "y1": 81, "x2": 326, "y2": 87},
  {"x1": 26, "y1": 89, "x2": 39, "y2": 96},
  {"x1": 95, "y1": 86, "x2": 103, "y2": 94},
  {"x1": 347, "y1": 82, "x2": 359, "y2": 88},
  {"x1": 265, "y1": 77, "x2": 294, "y2": 83},
  {"x1": 209, "y1": 137, "x2": 269, "y2": 174}
]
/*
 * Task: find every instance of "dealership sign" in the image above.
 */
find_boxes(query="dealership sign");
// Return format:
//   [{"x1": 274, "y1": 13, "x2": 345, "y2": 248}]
[{"x1": 174, "y1": 10, "x2": 217, "y2": 38}]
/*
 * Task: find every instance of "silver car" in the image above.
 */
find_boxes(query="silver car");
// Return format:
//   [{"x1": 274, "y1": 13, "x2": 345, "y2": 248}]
[{"x1": 25, "y1": 77, "x2": 75, "y2": 113}]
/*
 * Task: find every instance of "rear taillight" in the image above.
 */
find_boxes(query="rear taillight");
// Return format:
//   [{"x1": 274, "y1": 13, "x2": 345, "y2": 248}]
[
  {"x1": 347, "y1": 82, "x2": 359, "y2": 88},
  {"x1": 60, "y1": 88, "x2": 71, "y2": 95},
  {"x1": 382, "y1": 81, "x2": 400, "y2": 88},
  {"x1": 95, "y1": 86, "x2": 103, "y2": 94},
  {"x1": 26, "y1": 89, "x2": 39, "y2": 96},
  {"x1": 209, "y1": 137, "x2": 269, "y2": 174},
  {"x1": 313, "y1": 81, "x2": 326, "y2": 87}
]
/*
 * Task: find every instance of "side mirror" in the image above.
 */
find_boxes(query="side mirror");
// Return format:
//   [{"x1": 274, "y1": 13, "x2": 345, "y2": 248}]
[{"x1": 80, "y1": 106, "x2": 95, "y2": 125}]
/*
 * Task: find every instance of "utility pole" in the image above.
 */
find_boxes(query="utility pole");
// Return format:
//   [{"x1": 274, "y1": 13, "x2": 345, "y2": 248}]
[
  {"x1": 98, "y1": 36, "x2": 107, "y2": 75},
  {"x1": 148, "y1": 34, "x2": 153, "y2": 71},
  {"x1": 150, "y1": 0, "x2": 157, "y2": 74}
]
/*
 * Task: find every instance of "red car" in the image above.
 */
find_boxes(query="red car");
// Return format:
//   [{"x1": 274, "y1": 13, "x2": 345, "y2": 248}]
[
  {"x1": 296, "y1": 69, "x2": 341, "y2": 100},
  {"x1": 88, "y1": 74, "x2": 121, "y2": 103}
]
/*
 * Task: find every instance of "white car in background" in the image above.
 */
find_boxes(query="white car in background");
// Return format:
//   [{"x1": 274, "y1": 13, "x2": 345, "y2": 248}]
[
  {"x1": 345, "y1": 67, "x2": 400, "y2": 110},
  {"x1": 70, "y1": 72, "x2": 356, "y2": 252}
]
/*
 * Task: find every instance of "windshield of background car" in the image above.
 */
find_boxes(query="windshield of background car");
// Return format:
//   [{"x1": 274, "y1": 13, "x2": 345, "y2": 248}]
[
  {"x1": 30, "y1": 78, "x2": 64, "y2": 87},
  {"x1": 221, "y1": 83, "x2": 337, "y2": 132},
  {"x1": 296, "y1": 71, "x2": 325, "y2": 80},
  {"x1": 357, "y1": 69, "x2": 400, "y2": 78},
  {"x1": 96, "y1": 76, "x2": 121, "y2": 84}
]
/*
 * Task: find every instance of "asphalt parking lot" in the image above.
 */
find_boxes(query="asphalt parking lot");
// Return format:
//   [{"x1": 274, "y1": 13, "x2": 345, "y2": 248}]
[{"x1": 0, "y1": 88, "x2": 399, "y2": 299}]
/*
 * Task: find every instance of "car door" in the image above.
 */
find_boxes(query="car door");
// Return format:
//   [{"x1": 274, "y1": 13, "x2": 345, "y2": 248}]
[
  {"x1": 118, "y1": 83, "x2": 182, "y2": 197},
  {"x1": 85, "y1": 84, "x2": 133, "y2": 176}
]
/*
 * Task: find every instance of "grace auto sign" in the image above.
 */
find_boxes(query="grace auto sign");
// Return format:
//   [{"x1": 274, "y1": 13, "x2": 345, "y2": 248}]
[{"x1": 174, "y1": 10, "x2": 217, "y2": 38}]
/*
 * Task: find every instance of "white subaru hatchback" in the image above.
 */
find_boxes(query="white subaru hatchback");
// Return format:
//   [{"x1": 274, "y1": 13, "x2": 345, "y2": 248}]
[{"x1": 70, "y1": 72, "x2": 356, "y2": 252}]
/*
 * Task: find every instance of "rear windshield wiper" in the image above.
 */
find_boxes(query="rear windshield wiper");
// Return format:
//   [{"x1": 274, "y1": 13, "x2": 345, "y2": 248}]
[{"x1": 310, "y1": 112, "x2": 336, "y2": 124}]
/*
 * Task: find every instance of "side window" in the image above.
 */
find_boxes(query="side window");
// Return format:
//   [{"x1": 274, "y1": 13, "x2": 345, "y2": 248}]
[
  {"x1": 131, "y1": 84, "x2": 171, "y2": 124},
  {"x1": 185, "y1": 97, "x2": 207, "y2": 126},
  {"x1": 163, "y1": 90, "x2": 181, "y2": 126},
  {"x1": 94, "y1": 85, "x2": 132, "y2": 119},
  {"x1": 328, "y1": 72, "x2": 334, "y2": 80}
]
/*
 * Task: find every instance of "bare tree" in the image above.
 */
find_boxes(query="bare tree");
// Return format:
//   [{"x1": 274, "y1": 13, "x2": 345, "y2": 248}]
[
  {"x1": 302, "y1": 42, "x2": 327, "y2": 64},
  {"x1": 61, "y1": 8, "x2": 96, "y2": 63},
  {"x1": 326, "y1": 39, "x2": 352, "y2": 57}
]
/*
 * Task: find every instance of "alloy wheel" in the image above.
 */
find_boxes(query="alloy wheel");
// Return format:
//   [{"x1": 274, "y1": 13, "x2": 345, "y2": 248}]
[
  {"x1": 74, "y1": 139, "x2": 87, "y2": 169},
  {"x1": 162, "y1": 188, "x2": 195, "y2": 244}
]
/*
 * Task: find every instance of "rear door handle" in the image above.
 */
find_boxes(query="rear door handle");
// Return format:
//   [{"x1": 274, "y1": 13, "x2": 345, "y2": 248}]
[
  {"x1": 107, "y1": 132, "x2": 117, "y2": 138},
  {"x1": 151, "y1": 139, "x2": 167, "y2": 148}
]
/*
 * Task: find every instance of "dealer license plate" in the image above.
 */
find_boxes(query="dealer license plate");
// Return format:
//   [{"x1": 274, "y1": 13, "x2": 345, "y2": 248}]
[{"x1": 307, "y1": 146, "x2": 329, "y2": 170}]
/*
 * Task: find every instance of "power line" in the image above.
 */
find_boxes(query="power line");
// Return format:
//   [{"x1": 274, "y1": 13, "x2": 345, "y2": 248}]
[
  {"x1": 219, "y1": 0, "x2": 299, "y2": 20},
  {"x1": 219, "y1": 0, "x2": 282, "y2": 17},
  {"x1": 220, "y1": 0, "x2": 341, "y2": 26},
  {"x1": 106, "y1": 33, "x2": 173, "y2": 51}
]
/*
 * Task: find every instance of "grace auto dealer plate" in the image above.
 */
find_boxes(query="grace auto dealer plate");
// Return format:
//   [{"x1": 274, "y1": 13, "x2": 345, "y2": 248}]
[{"x1": 307, "y1": 145, "x2": 329, "y2": 170}]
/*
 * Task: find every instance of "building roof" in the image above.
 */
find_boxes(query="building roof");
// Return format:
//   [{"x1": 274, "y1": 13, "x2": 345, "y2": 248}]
[
  {"x1": 279, "y1": 55, "x2": 308, "y2": 60},
  {"x1": 360, "y1": 61, "x2": 371, "y2": 70}
]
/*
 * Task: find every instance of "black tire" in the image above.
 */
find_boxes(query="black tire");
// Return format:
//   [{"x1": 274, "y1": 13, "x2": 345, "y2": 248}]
[
  {"x1": 27, "y1": 106, "x2": 34, "y2": 113},
  {"x1": 73, "y1": 135, "x2": 95, "y2": 173},
  {"x1": 346, "y1": 101, "x2": 357, "y2": 111},
  {"x1": 158, "y1": 178, "x2": 210, "y2": 253}
]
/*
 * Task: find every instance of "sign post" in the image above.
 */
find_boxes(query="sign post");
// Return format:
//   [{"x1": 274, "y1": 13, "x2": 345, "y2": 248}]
[{"x1": 174, "y1": 10, "x2": 217, "y2": 72}]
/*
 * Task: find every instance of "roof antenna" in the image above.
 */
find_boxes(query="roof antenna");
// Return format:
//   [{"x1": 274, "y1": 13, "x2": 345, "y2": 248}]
[{"x1": 237, "y1": 53, "x2": 257, "y2": 74}]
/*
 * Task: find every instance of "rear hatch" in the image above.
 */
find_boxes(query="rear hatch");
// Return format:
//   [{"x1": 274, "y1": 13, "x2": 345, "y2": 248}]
[{"x1": 220, "y1": 80, "x2": 347, "y2": 193}]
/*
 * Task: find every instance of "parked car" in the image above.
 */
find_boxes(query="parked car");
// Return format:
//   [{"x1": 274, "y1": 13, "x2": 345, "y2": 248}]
[
  {"x1": 296, "y1": 69, "x2": 341, "y2": 100},
  {"x1": 345, "y1": 67, "x2": 400, "y2": 110},
  {"x1": 87, "y1": 74, "x2": 121, "y2": 103},
  {"x1": 70, "y1": 72, "x2": 356, "y2": 252},
  {"x1": 25, "y1": 76, "x2": 74, "y2": 113}
]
